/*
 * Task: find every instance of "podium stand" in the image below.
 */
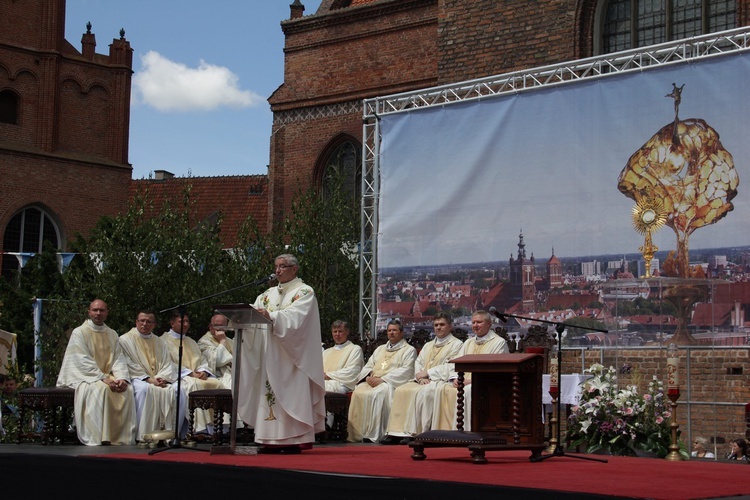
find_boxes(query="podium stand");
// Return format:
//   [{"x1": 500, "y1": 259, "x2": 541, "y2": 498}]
[
  {"x1": 410, "y1": 353, "x2": 546, "y2": 464},
  {"x1": 213, "y1": 303, "x2": 272, "y2": 454}
]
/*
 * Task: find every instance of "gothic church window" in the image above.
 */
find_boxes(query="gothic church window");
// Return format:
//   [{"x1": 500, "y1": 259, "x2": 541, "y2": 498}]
[
  {"x1": 0, "y1": 90, "x2": 19, "y2": 124},
  {"x1": 1, "y1": 206, "x2": 61, "y2": 280},
  {"x1": 319, "y1": 138, "x2": 362, "y2": 204},
  {"x1": 600, "y1": 0, "x2": 737, "y2": 54}
]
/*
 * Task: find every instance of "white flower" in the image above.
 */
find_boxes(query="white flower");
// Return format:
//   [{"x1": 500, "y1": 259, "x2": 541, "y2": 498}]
[
  {"x1": 586, "y1": 377, "x2": 610, "y2": 394},
  {"x1": 587, "y1": 363, "x2": 605, "y2": 376},
  {"x1": 580, "y1": 419, "x2": 592, "y2": 433}
]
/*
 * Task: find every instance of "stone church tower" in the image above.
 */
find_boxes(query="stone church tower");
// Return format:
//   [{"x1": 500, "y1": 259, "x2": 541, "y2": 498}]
[
  {"x1": 508, "y1": 231, "x2": 536, "y2": 312},
  {"x1": 547, "y1": 248, "x2": 563, "y2": 289}
]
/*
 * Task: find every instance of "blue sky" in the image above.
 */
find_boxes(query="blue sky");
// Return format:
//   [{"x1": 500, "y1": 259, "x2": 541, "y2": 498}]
[{"x1": 65, "y1": 0, "x2": 323, "y2": 179}]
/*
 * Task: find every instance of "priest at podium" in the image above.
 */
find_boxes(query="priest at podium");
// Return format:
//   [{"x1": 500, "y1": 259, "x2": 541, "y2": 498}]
[{"x1": 236, "y1": 254, "x2": 326, "y2": 454}]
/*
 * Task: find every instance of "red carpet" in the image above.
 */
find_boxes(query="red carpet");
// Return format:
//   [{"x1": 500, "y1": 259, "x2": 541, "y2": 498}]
[{"x1": 94, "y1": 446, "x2": 750, "y2": 499}]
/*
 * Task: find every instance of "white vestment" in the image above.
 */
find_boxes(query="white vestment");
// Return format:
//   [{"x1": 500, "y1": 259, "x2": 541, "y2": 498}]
[
  {"x1": 323, "y1": 341, "x2": 364, "y2": 393},
  {"x1": 237, "y1": 277, "x2": 326, "y2": 446},
  {"x1": 56, "y1": 320, "x2": 137, "y2": 445},
  {"x1": 433, "y1": 332, "x2": 508, "y2": 431},
  {"x1": 386, "y1": 334, "x2": 463, "y2": 437},
  {"x1": 346, "y1": 339, "x2": 417, "y2": 442},
  {"x1": 118, "y1": 328, "x2": 181, "y2": 441},
  {"x1": 197, "y1": 332, "x2": 233, "y2": 389},
  {"x1": 162, "y1": 331, "x2": 223, "y2": 433}
]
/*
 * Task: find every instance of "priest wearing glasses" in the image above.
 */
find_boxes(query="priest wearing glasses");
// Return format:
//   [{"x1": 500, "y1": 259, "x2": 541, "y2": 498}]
[{"x1": 236, "y1": 254, "x2": 326, "y2": 454}]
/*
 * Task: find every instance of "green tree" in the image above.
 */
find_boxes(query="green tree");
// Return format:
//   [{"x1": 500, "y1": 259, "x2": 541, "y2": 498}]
[
  {"x1": 0, "y1": 175, "x2": 362, "y2": 380},
  {"x1": 241, "y1": 175, "x2": 361, "y2": 343},
  {"x1": 0, "y1": 243, "x2": 74, "y2": 381},
  {"x1": 64, "y1": 185, "x2": 264, "y2": 335}
]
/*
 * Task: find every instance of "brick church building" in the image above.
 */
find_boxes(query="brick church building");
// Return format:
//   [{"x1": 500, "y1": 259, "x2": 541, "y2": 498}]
[{"x1": 1, "y1": 0, "x2": 747, "y2": 277}]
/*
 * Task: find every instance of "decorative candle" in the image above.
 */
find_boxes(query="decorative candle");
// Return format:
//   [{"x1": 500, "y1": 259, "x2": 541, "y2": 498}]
[
  {"x1": 666, "y1": 342, "x2": 679, "y2": 395},
  {"x1": 549, "y1": 347, "x2": 559, "y2": 395}
]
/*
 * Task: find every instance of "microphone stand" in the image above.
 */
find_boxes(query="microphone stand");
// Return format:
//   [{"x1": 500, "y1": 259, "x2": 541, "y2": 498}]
[
  {"x1": 490, "y1": 310, "x2": 608, "y2": 464},
  {"x1": 148, "y1": 274, "x2": 275, "y2": 456},
  {"x1": 149, "y1": 303, "x2": 198, "y2": 455}
]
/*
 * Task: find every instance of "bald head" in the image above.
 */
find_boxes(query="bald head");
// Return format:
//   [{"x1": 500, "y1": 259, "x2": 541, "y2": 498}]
[{"x1": 88, "y1": 299, "x2": 109, "y2": 326}]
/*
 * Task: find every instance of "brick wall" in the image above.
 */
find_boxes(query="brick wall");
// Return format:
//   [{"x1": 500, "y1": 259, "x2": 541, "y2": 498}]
[
  {"x1": 437, "y1": 0, "x2": 576, "y2": 82},
  {"x1": 271, "y1": 0, "x2": 439, "y2": 220},
  {"x1": 0, "y1": 0, "x2": 133, "y2": 254},
  {"x1": 0, "y1": 154, "x2": 132, "y2": 248}
]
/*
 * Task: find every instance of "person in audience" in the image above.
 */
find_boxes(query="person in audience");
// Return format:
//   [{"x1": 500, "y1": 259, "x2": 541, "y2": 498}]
[
  {"x1": 347, "y1": 319, "x2": 417, "y2": 443},
  {"x1": 197, "y1": 314, "x2": 234, "y2": 389},
  {"x1": 323, "y1": 320, "x2": 364, "y2": 394},
  {"x1": 0, "y1": 373, "x2": 19, "y2": 438},
  {"x1": 725, "y1": 438, "x2": 748, "y2": 461},
  {"x1": 384, "y1": 312, "x2": 464, "y2": 444},
  {"x1": 432, "y1": 309, "x2": 508, "y2": 431},
  {"x1": 0, "y1": 373, "x2": 18, "y2": 414},
  {"x1": 691, "y1": 436, "x2": 715, "y2": 459},
  {"x1": 118, "y1": 310, "x2": 181, "y2": 442},
  {"x1": 56, "y1": 299, "x2": 137, "y2": 445},
  {"x1": 161, "y1": 310, "x2": 223, "y2": 435},
  {"x1": 236, "y1": 254, "x2": 326, "y2": 454}
]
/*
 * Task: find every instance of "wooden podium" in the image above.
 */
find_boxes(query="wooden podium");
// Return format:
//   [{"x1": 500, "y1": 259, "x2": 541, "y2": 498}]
[{"x1": 409, "y1": 353, "x2": 546, "y2": 464}]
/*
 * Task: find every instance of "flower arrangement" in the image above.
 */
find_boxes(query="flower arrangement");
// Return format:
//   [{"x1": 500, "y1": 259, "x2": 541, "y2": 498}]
[{"x1": 566, "y1": 363, "x2": 683, "y2": 458}]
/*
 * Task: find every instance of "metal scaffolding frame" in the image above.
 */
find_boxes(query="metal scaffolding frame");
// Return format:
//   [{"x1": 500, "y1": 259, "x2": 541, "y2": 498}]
[{"x1": 358, "y1": 26, "x2": 750, "y2": 337}]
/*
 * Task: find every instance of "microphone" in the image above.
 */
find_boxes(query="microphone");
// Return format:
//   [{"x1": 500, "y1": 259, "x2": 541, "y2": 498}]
[
  {"x1": 254, "y1": 273, "x2": 276, "y2": 286},
  {"x1": 488, "y1": 307, "x2": 507, "y2": 322}
]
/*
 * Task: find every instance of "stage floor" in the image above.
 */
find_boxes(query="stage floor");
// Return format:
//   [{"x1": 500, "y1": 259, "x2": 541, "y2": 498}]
[{"x1": 2, "y1": 441, "x2": 749, "y2": 500}]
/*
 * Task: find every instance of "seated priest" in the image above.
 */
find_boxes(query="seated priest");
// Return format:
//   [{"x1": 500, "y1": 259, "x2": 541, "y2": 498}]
[
  {"x1": 197, "y1": 313, "x2": 234, "y2": 389},
  {"x1": 432, "y1": 310, "x2": 508, "y2": 431},
  {"x1": 347, "y1": 319, "x2": 416, "y2": 443},
  {"x1": 323, "y1": 320, "x2": 364, "y2": 394},
  {"x1": 161, "y1": 310, "x2": 223, "y2": 436},
  {"x1": 118, "y1": 309, "x2": 181, "y2": 442},
  {"x1": 384, "y1": 312, "x2": 463, "y2": 444},
  {"x1": 56, "y1": 299, "x2": 137, "y2": 445}
]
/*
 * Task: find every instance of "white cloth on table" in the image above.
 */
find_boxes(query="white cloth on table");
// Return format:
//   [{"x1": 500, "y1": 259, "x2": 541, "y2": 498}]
[
  {"x1": 542, "y1": 374, "x2": 589, "y2": 405},
  {"x1": 542, "y1": 373, "x2": 590, "y2": 422}
]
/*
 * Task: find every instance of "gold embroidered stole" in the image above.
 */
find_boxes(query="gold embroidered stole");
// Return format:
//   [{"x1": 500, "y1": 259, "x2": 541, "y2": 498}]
[
  {"x1": 83, "y1": 324, "x2": 115, "y2": 379},
  {"x1": 134, "y1": 334, "x2": 159, "y2": 377}
]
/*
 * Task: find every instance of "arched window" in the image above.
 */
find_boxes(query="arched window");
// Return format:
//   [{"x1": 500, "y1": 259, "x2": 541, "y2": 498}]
[
  {"x1": 600, "y1": 0, "x2": 737, "y2": 54},
  {"x1": 319, "y1": 138, "x2": 362, "y2": 204},
  {"x1": 1, "y1": 206, "x2": 61, "y2": 280},
  {"x1": 0, "y1": 89, "x2": 19, "y2": 124}
]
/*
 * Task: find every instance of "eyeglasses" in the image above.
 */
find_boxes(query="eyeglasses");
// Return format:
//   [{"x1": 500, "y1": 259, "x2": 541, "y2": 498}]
[{"x1": 275, "y1": 264, "x2": 294, "y2": 270}]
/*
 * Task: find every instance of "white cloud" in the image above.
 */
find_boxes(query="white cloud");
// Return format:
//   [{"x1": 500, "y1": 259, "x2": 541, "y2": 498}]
[{"x1": 133, "y1": 51, "x2": 262, "y2": 112}]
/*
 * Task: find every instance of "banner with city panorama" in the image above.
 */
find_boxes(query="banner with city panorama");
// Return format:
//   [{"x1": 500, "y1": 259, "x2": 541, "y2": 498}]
[{"x1": 376, "y1": 52, "x2": 750, "y2": 332}]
